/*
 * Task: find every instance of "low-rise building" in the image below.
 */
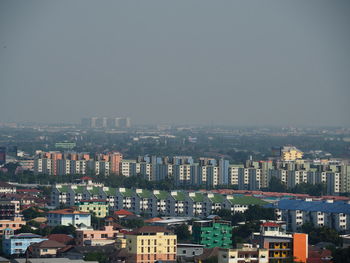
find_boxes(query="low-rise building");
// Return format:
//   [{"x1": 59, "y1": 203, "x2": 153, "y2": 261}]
[
  {"x1": 252, "y1": 222, "x2": 308, "y2": 263},
  {"x1": 0, "y1": 217, "x2": 26, "y2": 236},
  {"x1": 77, "y1": 199, "x2": 108, "y2": 218},
  {"x1": 75, "y1": 225, "x2": 121, "y2": 246},
  {"x1": 125, "y1": 226, "x2": 177, "y2": 263},
  {"x1": 0, "y1": 182, "x2": 16, "y2": 194},
  {"x1": 218, "y1": 244, "x2": 268, "y2": 263},
  {"x1": 177, "y1": 243, "x2": 204, "y2": 258},
  {"x1": 29, "y1": 240, "x2": 66, "y2": 257},
  {"x1": 47, "y1": 208, "x2": 91, "y2": 227},
  {"x1": 2, "y1": 233, "x2": 47, "y2": 256}
]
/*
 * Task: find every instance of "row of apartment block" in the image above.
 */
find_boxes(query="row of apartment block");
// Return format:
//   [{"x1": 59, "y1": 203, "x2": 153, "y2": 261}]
[
  {"x1": 120, "y1": 158, "x2": 350, "y2": 195},
  {"x1": 269, "y1": 198, "x2": 350, "y2": 232},
  {"x1": 37, "y1": 152, "x2": 350, "y2": 194},
  {"x1": 34, "y1": 151, "x2": 122, "y2": 176},
  {"x1": 51, "y1": 183, "x2": 266, "y2": 218}
]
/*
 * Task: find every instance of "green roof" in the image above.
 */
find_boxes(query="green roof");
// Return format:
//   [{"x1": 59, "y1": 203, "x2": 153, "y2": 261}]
[
  {"x1": 154, "y1": 190, "x2": 169, "y2": 200},
  {"x1": 118, "y1": 188, "x2": 134, "y2": 197},
  {"x1": 172, "y1": 191, "x2": 186, "y2": 201},
  {"x1": 209, "y1": 193, "x2": 224, "y2": 203},
  {"x1": 137, "y1": 189, "x2": 152, "y2": 199},
  {"x1": 73, "y1": 186, "x2": 85, "y2": 194},
  {"x1": 57, "y1": 185, "x2": 69, "y2": 193},
  {"x1": 88, "y1": 186, "x2": 101, "y2": 195},
  {"x1": 104, "y1": 187, "x2": 116, "y2": 196},
  {"x1": 190, "y1": 192, "x2": 205, "y2": 202},
  {"x1": 227, "y1": 195, "x2": 267, "y2": 205}
]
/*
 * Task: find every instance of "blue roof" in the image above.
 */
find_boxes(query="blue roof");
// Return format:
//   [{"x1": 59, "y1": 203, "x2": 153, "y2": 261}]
[{"x1": 265, "y1": 199, "x2": 350, "y2": 215}]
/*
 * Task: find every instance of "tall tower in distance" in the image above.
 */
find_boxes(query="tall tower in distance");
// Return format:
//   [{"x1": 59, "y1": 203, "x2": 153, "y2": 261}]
[{"x1": 0, "y1": 147, "x2": 6, "y2": 165}]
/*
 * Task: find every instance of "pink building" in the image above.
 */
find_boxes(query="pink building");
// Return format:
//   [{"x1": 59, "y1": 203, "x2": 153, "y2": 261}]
[{"x1": 76, "y1": 225, "x2": 122, "y2": 246}]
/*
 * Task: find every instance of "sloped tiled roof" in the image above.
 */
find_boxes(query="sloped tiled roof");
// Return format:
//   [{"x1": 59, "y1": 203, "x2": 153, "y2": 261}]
[
  {"x1": 47, "y1": 234, "x2": 74, "y2": 245},
  {"x1": 114, "y1": 209, "x2": 134, "y2": 216},
  {"x1": 137, "y1": 189, "x2": 152, "y2": 199},
  {"x1": 118, "y1": 188, "x2": 134, "y2": 197},
  {"x1": 189, "y1": 192, "x2": 205, "y2": 202},
  {"x1": 172, "y1": 191, "x2": 186, "y2": 201},
  {"x1": 30, "y1": 240, "x2": 66, "y2": 249},
  {"x1": 154, "y1": 190, "x2": 168, "y2": 200}
]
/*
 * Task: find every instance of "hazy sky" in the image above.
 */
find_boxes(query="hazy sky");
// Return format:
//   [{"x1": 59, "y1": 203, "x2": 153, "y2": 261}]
[{"x1": 1, "y1": 0, "x2": 349, "y2": 126}]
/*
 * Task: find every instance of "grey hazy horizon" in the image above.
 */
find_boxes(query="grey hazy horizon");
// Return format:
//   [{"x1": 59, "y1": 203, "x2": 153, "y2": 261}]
[{"x1": 1, "y1": 1, "x2": 349, "y2": 126}]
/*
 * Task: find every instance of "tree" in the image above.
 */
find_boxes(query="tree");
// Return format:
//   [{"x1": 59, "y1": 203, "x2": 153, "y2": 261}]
[
  {"x1": 244, "y1": 205, "x2": 276, "y2": 222},
  {"x1": 216, "y1": 209, "x2": 232, "y2": 221},
  {"x1": 15, "y1": 225, "x2": 36, "y2": 234},
  {"x1": 174, "y1": 224, "x2": 191, "y2": 242},
  {"x1": 22, "y1": 207, "x2": 45, "y2": 221},
  {"x1": 85, "y1": 252, "x2": 108, "y2": 263},
  {"x1": 268, "y1": 177, "x2": 287, "y2": 192},
  {"x1": 301, "y1": 223, "x2": 342, "y2": 246},
  {"x1": 332, "y1": 247, "x2": 350, "y2": 263},
  {"x1": 123, "y1": 218, "x2": 144, "y2": 229},
  {"x1": 91, "y1": 214, "x2": 104, "y2": 230},
  {"x1": 232, "y1": 221, "x2": 260, "y2": 247},
  {"x1": 51, "y1": 225, "x2": 76, "y2": 236}
]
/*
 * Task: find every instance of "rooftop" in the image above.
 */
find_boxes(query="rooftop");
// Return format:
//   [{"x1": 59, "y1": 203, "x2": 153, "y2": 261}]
[
  {"x1": 131, "y1": 226, "x2": 172, "y2": 235},
  {"x1": 48, "y1": 208, "x2": 90, "y2": 215},
  {"x1": 114, "y1": 209, "x2": 134, "y2": 216},
  {"x1": 267, "y1": 199, "x2": 350, "y2": 214},
  {"x1": 30, "y1": 240, "x2": 66, "y2": 249}
]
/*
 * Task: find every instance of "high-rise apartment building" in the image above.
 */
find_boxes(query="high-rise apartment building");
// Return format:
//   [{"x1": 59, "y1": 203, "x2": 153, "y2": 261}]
[{"x1": 81, "y1": 117, "x2": 131, "y2": 128}]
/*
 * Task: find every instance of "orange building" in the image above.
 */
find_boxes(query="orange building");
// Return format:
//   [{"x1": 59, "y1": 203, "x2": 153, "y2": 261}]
[
  {"x1": 0, "y1": 217, "x2": 26, "y2": 236},
  {"x1": 253, "y1": 222, "x2": 308, "y2": 263},
  {"x1": 109, "y1": 152, "x2": 123, "y2": 175}
]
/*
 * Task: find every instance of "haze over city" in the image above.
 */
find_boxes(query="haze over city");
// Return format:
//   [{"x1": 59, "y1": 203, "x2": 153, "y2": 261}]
[{"x1": 0, "y1": 0, "x2": 349, "y2": 126}]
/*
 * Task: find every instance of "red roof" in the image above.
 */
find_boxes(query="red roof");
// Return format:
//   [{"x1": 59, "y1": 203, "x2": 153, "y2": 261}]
[
  {"x1": 144, "y1": 217, "x2": 162, "y2": 223},
  {"x1": 114, "y1": 209, "x2": 134, "y2": 216},
  {"x1": 30, "y1": 240, "x2": 66, "y2": 249},
  {"x1": 261, "y1": 222, "x2": 280, "y2": 227},
  {"x1": 308, "y1": 246, "x2": 333, "y2": 263},
  {"x1": 47, "y1": 234, "x2": 74, "y2": 245}
]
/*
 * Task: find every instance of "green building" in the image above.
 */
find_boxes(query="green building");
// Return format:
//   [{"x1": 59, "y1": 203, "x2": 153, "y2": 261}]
[
  {"x1": 192, "y1": 220, "x2": 232, "y2": 248},
  {"x1": 77, "y1": 199, "x2": 109, "y2": 218}
]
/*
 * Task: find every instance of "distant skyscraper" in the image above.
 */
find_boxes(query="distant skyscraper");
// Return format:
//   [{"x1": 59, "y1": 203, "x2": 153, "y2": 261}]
[
  {"x1": 117, "y1": 117, "x2": 131, "y2": 128},
  {"x1": 81, "y1": 117, "x2": 131, "y2": 128},
  {"x1": 0, "y1": 147, "x2": 6, "y2": 165}
]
